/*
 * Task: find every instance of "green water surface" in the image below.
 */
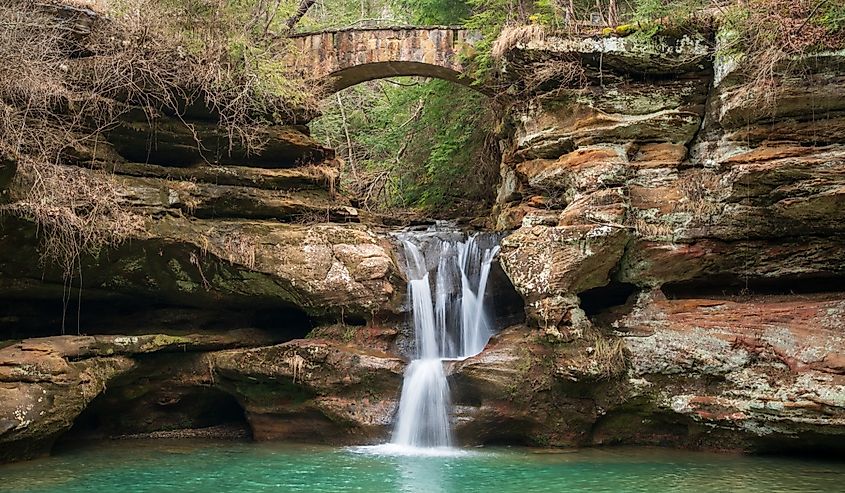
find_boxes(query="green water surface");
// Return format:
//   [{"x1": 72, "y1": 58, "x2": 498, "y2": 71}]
[{"x1": 0, "y1": 440, "x2": 842, "y2": 493}]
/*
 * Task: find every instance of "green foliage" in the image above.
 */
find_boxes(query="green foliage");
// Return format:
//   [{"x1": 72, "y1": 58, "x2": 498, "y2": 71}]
[
  {"x1": 817, "y1": 2, "x2": 845, "y2": 33},
  {"x1": 632, "y1": 0, "x2": 670, "y2": 22},
  {"x1": 311, "y1": 79, "x2": 496, "y2": 212},
  {"x1": 626, "y1": 0, "x2": 709, "y2": 38},
  {"x1": 299, "y1": 0, "x2": 394, "y2": 29},
  {"x1": 394, "y1": 0, "x2": 471, "y2": 24},
  {"x1": 531, "y1": 0, "x2": 564, "y2": 27},
  {"x1": 298, "y1": 0, "x2": 467, "y2": 30},
  {"x1": 463, "y1": 0, "x2": 531, "y2": 79}
]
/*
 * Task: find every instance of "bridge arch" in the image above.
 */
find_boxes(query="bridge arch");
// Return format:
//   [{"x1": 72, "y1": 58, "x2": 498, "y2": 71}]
[{"x1": 288, "y1": 27, "x2": 486, "y2": 94}]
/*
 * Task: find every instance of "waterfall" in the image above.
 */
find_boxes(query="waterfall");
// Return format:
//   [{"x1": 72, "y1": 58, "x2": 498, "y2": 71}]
[
  {"x1": 391, "y1": 359, "x2": 452, "y2": 447},
  {"x1": 390, "y1": 232, "x2": 499, "y2": 450}
]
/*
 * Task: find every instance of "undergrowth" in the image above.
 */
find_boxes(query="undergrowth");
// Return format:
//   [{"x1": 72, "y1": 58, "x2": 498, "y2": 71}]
[
  {"x1": 720, "y1": 0, "x2": 845, "y2": 112},
  {"x1": 311, "y1": 78, "x2": 499, "y2": 214}
]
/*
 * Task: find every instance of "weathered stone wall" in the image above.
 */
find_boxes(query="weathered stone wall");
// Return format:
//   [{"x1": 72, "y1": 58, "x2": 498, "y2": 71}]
[{"x1": 289, "y1": 27, "x2": 478, "y2": 92}]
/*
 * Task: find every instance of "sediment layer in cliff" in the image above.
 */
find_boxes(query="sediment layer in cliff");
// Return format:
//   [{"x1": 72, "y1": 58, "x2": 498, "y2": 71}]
[
  {"x1": 2, "y1": 5, "x2": 844, "y2": 464},
  {"x1": 486, "y1": 31, "x2": 845, "y2": 451}
]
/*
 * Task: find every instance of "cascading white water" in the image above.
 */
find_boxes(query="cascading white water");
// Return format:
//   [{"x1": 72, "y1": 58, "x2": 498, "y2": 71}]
[
  {"x1": 391, "y1": 359, "x2": 452, "y2": 447},
  {"x1": 390, "y1": 233, "x2": 500, "y2": 450}
]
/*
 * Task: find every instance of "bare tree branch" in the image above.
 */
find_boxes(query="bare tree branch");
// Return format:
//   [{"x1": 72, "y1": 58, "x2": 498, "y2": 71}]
[
  {"x1": 336, "y1": 92, "x2": 358, "y2": 181},
  {"x1": 285, "y1": 0, "x2": 317, "y2": 31}
]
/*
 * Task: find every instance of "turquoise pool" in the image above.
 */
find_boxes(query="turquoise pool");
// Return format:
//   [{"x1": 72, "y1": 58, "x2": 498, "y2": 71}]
[{"x1": 0, "y1": 440, "x2": 842, "y2": 492}]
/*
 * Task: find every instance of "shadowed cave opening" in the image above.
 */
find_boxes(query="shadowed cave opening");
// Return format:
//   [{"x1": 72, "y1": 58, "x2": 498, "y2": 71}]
[
  {"x1": 578, "y1": 282, "x2": 639, "y2": 317},
  {"x1": 489, "y1": 260, "x2": 527, "y2": 326},
  {"x1": 753, "y1": 433, "x2": 845, "y2": 459},
  {"x1": 661, "y1": 274, "x2": 845, "y2": 299},
  {"x1": 55, "y1": 368, "x2": 252, "y2": 450},
  {"x1": 0, "y1": 297, "x2": 313, "y2": 340}
]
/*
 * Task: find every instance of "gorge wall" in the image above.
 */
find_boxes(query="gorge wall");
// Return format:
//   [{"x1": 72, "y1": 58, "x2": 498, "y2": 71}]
[
  {"x1": 480, "y1": 33, "x2": 845, "y2": 451},
  {"x1": 1, "y1": 5, "x2": 844, "y2": 463},
  {"x1": 1, "y1": 3, "x2": 412, "y2": 462}
]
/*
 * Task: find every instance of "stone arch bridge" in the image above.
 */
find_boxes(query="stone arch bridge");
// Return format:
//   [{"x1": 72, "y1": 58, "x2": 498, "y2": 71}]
[{"x1": 287, "y1": 26, "x2": 483, "y2": 94}]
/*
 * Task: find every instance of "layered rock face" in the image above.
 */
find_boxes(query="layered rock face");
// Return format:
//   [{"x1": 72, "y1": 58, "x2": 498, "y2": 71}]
[
  {"x1": 1, "y1": 3, "x2": 404, "y2": 326},
  {"x1": 0, "y1": 332, "x2": 404, "y2": 461},
  {"x1": 2, "y1": 5, "x2": 843, "y2": 462},
  {"x1": 461, "y1": 34, "x2": 845, "y2": 450},
  {"x1": 0, "y1": 4, "x2": 408, "y2": 463},
  {"x1": 0, "y1": 107, "x2": 403, "y2": 320}
]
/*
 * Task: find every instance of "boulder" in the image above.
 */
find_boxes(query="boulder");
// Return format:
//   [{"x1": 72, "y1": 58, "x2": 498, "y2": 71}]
[
  {"x1": 450, "y1": 325, "x2": 626, "y2": 446},
  {"x1": 500, "y1": 222, "x2": 629, "y2": 338}
]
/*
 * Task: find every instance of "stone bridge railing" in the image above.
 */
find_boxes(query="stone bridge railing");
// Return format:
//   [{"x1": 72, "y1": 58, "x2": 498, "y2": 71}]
[{"x1": 287, "y1": 26, "x2": 483, "y2": 93}]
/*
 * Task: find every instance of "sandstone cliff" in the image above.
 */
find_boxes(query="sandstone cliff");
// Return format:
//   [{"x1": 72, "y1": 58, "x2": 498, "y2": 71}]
[
  {"x1": 474, "y1": 31, "x2": 845, "y2": 451},
  {"x1": 1, "y1": 5, "x2": 843, "y2": 463},
  {"x1": 0, "y1": 3, "x2": 409, "y2": 461}
]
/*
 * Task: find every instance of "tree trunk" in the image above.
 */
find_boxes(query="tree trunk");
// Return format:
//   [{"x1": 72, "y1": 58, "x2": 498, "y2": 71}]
[
  {"x1": 565, "y1": 0, "x2": 577, "y2": 33},
  {"x1": 285, "y1": 0, "x2": 317, "y2": 31},
  {"x1": 336, "y1": 92, "x2": 358, "y2": 182},
  {"x1": 607, "y1": 0, "x2": 618, "y2": 26}
]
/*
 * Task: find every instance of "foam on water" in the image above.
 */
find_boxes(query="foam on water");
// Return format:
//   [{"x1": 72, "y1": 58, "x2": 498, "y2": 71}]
[{"x1": 347, "y1": 443, "x2": 478, "y2": 458}]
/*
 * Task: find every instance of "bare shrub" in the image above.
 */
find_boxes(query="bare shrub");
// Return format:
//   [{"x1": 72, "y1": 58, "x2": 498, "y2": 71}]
[
  {"x1": 0, "y1": 1, "x2": 322, "y2": 336},
  {"x1": 0, "y1": 0, "x2": 317, "y2": 284},
  {"x1": 7, "y1": 159, "x2": 145, "y2": 275},
  {"x1": 492, "y1": 24, "x2": 546, "y2": 60},
  {"x1": 220, "y1": 232, "x2": 258, "y2": 270},
  {"x1": 0, "y1": 2, "x2": 140, "y2": 280},
  {"x1": 721, "y1": 0, "x2": 845, "y2": 114},
  {"x1": 521, "y1": 57, "x2": 587, "y2": 95},
  {"x1": 292, "y1": 208, "x2": 333, "y2": 224},
  {"x1": 79, "y1": 0, "x2": 320, "y2": 153},
  {"x1": 590, "y1": 335, "x2": 627, "y2": 380}
]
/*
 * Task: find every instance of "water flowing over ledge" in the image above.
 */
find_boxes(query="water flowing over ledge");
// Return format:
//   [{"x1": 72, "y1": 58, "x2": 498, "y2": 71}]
[{"x1": 389, "y1": 228, "x2": 501, "y2": 451}]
